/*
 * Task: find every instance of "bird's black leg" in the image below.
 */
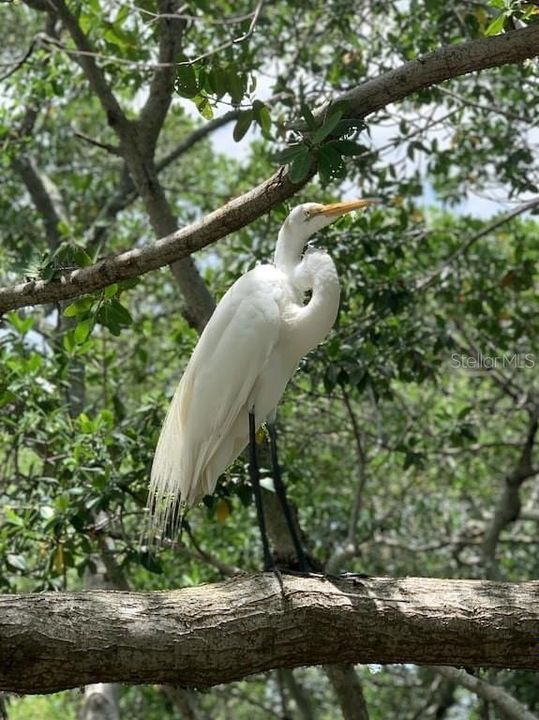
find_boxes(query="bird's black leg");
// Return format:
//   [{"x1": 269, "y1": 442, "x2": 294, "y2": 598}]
[
  {"x1": 249, "y1": 410, "x2": 273, "y2": 571},
  {"x1": 268, "y1": 422, "x2": 310, "y2": 572}
]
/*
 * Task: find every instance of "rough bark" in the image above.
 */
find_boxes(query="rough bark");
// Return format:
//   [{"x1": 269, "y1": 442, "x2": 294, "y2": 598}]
[
  {"x1": 2, "y1": 24, "x2": 538, "y2": 313},
  {"x1": 338, "y1": 25, "x2": 539, "y2": 120},
  {"x1": 0, "y1": 574, "x2": 538, "y2": 695}
]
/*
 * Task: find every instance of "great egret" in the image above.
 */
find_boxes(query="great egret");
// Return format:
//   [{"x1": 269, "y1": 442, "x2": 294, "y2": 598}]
[{"x1": 147, "y1": 198, "x2": 376, "y2": 566}]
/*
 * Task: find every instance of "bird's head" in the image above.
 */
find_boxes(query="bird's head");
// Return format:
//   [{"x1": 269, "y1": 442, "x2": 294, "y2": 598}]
[
  {"x1": 284, "y1": 198, "x2": 379, "y2": 240},
  {"x1": 275, "y1": 198, "x2": 379, "y2": 271}
]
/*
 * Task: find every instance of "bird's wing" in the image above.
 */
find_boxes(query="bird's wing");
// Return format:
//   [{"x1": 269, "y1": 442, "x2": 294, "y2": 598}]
[{"x1": 147, "y1": 266, "x2": 283, "y2": 537}]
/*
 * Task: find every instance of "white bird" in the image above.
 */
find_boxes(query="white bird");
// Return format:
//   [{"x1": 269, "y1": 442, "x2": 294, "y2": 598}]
[{"x1": 147, "y1": 198, "x2": 376, "y2": 541}]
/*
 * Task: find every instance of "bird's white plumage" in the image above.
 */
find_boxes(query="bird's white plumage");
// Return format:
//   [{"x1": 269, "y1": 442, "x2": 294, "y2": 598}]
[
  {"x1": 149, "y1": 266, "x2": 282, "y2": 532},
  {"x1": 147, "y1": 199, "x2": 374, "y2": 539}
]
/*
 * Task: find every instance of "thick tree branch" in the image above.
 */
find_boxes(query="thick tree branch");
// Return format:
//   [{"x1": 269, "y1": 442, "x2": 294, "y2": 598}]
[
  {"x1": 0, "y1": 574, "x2": 538, "y2": 694},
  {"x1": 2, "y1": 24, "x2": 539, "y2": 313},
  {"x1": 46, "y1": 0, "x2": 129, "y2": 135},
  {"x1": 46, "y1": 0, "x2": 215, "y2": 330},
  {"x1": 11, "y1": 155, "x2": 68, "y2": 252},
  {"x1": 137, "y1": 0, "x2": 185, "y2": 156},
  {"x1": 84, "y1": 112, "x2": 240, "y2": 249},
  {"x1": 338, "y1": 25, "x2": 539, "y2": 119},
  {"x1": 0, "y1": 167, "x2": 301, "y2": 312},
  {"x1": 325, "y1": 664, "x2": 369, "y2": 720}
]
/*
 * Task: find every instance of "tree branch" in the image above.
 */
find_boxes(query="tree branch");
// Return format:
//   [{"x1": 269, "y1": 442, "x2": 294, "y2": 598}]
[
  {"x1": 137, "y1": 0, "x2": 186, "y2": 156},
  {"x1": 436, "y1": 667, "x2": 539, "y2": 720},
  {"x1": 338, "y1": 25, "x2": 539, "y2": 119},
  {"x1": 482, "y1": 410, "x2": 538, "y2": 578},
  {"x1": 417, "y1": 196, "x2": 539, "y2": 291},
  {"x1": 0, "y1": 574, "x2": 538, "y2": 694},
  {"x1": 156, "y1": 110, "x2": 241, "y2": 172},
  {"x1": 2, "y1": 24, "x2": 539, "y2": 313},
  {"x1": 11, "y1": 155, "x2": 68, "y2": 252},
  {"x1": 46, "y1": 0, "x2": 215, "y2": 330},
  {"x1": 45, "y1": 0, "x2": 129, "y2": 134},
  {"x1": 325, "y1": 664, "x2": 369, "y2": 720},
  {"x1": 0, "y1": 167, "x2": 302, "y2": 312}
]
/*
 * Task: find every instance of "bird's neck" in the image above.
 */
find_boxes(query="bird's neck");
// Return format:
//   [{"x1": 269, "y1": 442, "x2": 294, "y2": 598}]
[
  {"x1": 274, "y1": 225, "x2": 309, "y2": 273},
  {"x1": 290, "y1": 252, "x2": 340, "y2": 357}
]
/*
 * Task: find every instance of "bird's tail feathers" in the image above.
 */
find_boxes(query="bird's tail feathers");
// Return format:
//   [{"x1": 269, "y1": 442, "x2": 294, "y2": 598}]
[{"x1": 145, "y1": 383, "x2": 193, "y2": 544}]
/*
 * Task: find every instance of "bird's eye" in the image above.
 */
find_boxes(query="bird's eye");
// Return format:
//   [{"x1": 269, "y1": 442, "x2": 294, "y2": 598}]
[{"x1": 303, "y1": 210, "x2": 311, "y2": 221}]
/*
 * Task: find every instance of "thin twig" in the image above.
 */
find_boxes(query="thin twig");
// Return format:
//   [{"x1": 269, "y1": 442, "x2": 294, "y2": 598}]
[
  {"x1": 417, "y1": 195, "x2": 539, "y2": 291},
  {"x1": 0, "y1": 35, "x2": 39, "y2": 81},
  {"x1": 438, "y1": 86, "x2": 532, "y2": 124},
  {"x1": 74, "y1": 130, "x2": 122, "y2": 156},
  {"x1": 35, "y1": 1, "x2": 264, "y2": 71}
]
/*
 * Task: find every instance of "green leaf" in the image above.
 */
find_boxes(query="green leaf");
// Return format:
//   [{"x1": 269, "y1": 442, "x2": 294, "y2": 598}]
[
  {"x1": 40, "y1": 263, "x2": 58, "y2": 283},
  {"x1": 26, "y1": 354, "x2": 42, "y2": 373},
  {"x1": 6, "y1": 312, "x2": 34, "y2": 335},
  {"x1": 311, "y1": 109, "x2": 344, "y2": 144},
  {"x1": 317, "y1": 148, "x2": 337, "y2": 186},
  {"x1": 71, "y1": 246, "x2": 93, "y2": 267},
  {"x1": 329, "y1": 139, "x2": 367, "y2": 156},
  {"x1": 97, "y1": 299, "x2": 132, "y2": 336},
  {"x1": 301, "y1": 102, "x2": 317, "y2": 130},
  {"x1": 194, "y1": 94, "x2": 214, "y2": 120},
  {"x1": 253, "y1": 100, "x2": 271, "y2": 135},
  {"x1": 104, "y1": 283, "x2": 119, "y2": 299},
  {"x1": 114, "y1": 4, "x2": 130, "y2": 24},
  {"x1": 7, "y1": 554, "x2": 27, "y2": 572},
  {"x1": 272, "y1": 144, "x2": 307, "y2": 164},
  {"x1": 176, "y1": 62, "x2": 199, "y2": 98},
  {"x1": 226, "y1": 67, "x2": 245, "y2": 104},
  {"x1": 289, "y1": 149, "x2": 313, "y2": 183},
  {"x1": 208, "y1": 66, "x2": 227, "y2": 97},
  {"x1": 139, "y1": 549, "x2": 163, "y2": 574},
  {"x1": 118, "y1": 278, "x2": 140, "y2": 291},
  {"x1": 74, "y1": 318, "x2": 93, "y2": 344},
  {"x1": 485, "y1": 13, "x2": 506, "y2": 35},
  {"x1": 233, "y1": 111, "x2": 253, "y2": 142},
  {"x1": 109, "y1": 299, "x2": 132, "y2": 325},
  {"x1": 403, "y1": 449, "x2": 426, "y2": 470},
  {"x1": 318, "y1": 145, "x2": 342, "y2": 170},
  {"x1": 0, "y1": 389, "x2": 16, "y2": 409},
  {"x1": 258, "y1": 107, "x2": 272, "y2": 136},
  {"x1": 334, "y1": 118, "x2": 366, "y2": 135},
  {"x1": 4, "y1": 508, "x2": 24, "y2": 527},
  {"x1": 63, "y1": 297, "x2": 95, "y2": 317},
  {"x1": 63, "y1": 329, "x2": 76, "y2": 352},
  {"x1": 79, "y1": 413, "x2": 94, "y2": 433},
  {"x1": 103, "y1": 24, "x2": 131, "y2": 49}
]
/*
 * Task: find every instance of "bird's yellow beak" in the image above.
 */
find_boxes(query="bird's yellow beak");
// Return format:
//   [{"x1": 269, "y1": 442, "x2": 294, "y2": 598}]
[{"x1": 312, "y1": 198, "x2": 380, "y2": 217}]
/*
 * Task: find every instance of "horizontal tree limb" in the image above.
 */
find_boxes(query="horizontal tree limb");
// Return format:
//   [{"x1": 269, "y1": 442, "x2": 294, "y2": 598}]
[
  {"x1": 1, "y1": 574, "x2": 538, "y2": 694},
  {"x1": 340, "y1": 23, "x2": 539, "y2": 118},
  {"x1": 1, "y1": 24, "x2": 538, "y2": 314}
]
